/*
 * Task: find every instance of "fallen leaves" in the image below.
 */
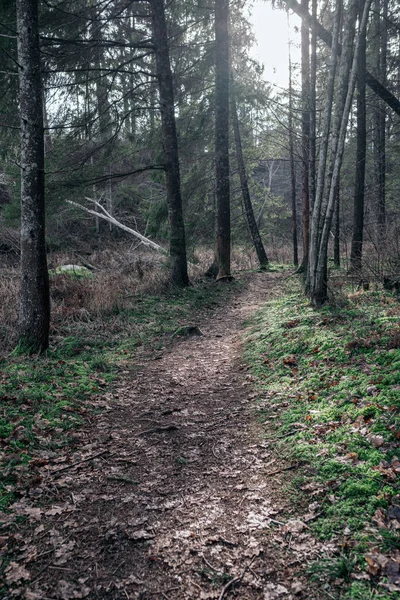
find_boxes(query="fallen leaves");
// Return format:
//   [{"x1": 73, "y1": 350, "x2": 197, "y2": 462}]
[{"x1": 5, "y1": 562, "x2": 31, "y2": 584}]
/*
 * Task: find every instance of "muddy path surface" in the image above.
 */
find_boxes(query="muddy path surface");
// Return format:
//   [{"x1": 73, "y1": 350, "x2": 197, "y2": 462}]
[{"x1": 6, "y1": 273, "x2": 332, "y2": 600}]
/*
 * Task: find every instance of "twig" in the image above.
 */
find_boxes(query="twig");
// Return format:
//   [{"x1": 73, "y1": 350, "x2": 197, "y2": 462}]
[
  {"x1": 139, "y1": 424, "x2": 178, "y2": 436},
  {"x1": 265, "y1": 429, "x2": 303, "y2": 440},
  {"x1": 51, "y1": 450, "x2": 109, "y2": 474},
  {"x1": 218, "y1": 536, "x2": 237, "y2": 547},
  {"x1": 265, "y1": 463, "x2": 300, "y2": 477},
  {"x1": 218, "y1": 555, "x2": 257, "y2": 600},
  {"x1": 269, "y1": 518, "x2": 285, "y2": 526},
  {"x1": 203, "y1": 556, "x2": 221, "y2": 574}
]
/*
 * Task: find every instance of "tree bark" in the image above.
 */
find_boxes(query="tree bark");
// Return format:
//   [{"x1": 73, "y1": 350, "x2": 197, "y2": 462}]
[
  {"x1": 231, "y1": 82, "x2": 268, "y2": 270},
  {"x1": 373, "y1": 0, "x2": 387, "y2": 233},
  {"x1": 288, "y1": 38, "x2": 299, "y2": 267},
  {"x1": 17, "y1": 0, "x2": 50, "y2": 352},
  {"x1": 333, "y1": 182, "x2": 340, "y2": 266},
  {"x1": 299, "y1": 0, "x2": 310, "y2": 273},
  {"x1": 310, "y1": 0, "x2": 372, "y2": 305},
  {"x1": 307, "y1": 0, "x2": 342, "y2": 292},
  {"x1": 149, "y1": 0, "x2": 189, "y2": 286},
  {"x1": 215, "y1": 0, "x2": 231, "y2": 280},
  {"x1": 309, "y1": 0, "x2": 317, "y2": 213},
  {"x1": 350, "y1": 0, "x2": 367, "y2": 273}
]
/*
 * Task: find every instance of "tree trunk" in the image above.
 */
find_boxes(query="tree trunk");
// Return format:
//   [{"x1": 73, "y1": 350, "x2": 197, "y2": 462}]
[
  {"x1": 373, "y1": 0, "x2": 387, "y2": 234},
  {"x1": 299, "y1": 0, "x2": 310, "y2": 273},
  {"x1": 231, "y1": 81, "x2": 268, "y2": 270},
  {"x1": 215, "y1": 0, "x2": 231, "y2": 280},
  {"x1": 310, "y1": 0, "x2": 372, "y2": 305},
  {"x1": 149, "y1": 0, "x2": 189, "y2": 286},
  {"x1": 17, "y1": 0, "x2": 50, "y2": 352},
  {"x1": 309, "y1": 0, "x2": 317, "y2": 213},
  {"x1": 307, "y1": 0, "x2": 342, "y2": 291},
  {"x1": 288, "y1": 37, "x2": 299, "y2": 267},
  {"x1": 350, "y1": 0, "x2": 367, "y2": 273},
  {"x1": 333, "y1": 182, "x2": 340, "y2": 266},
  {"x1": 283, "y1": 0, "x2": 400, "y2": 116}
]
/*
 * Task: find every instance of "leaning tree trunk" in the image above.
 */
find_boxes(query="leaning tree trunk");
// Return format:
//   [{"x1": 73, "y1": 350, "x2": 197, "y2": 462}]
[
  {"x1": 231, "y1": 81, "x2": 268, "y2": 270},
  {"x1": 17, "y1": 0, "x2": 50, "y2": 352},
  {"x1": 215, "y1": 0, "x2": 231, "y2": 280},
  {"x1": 350, "y1": 0, "x2": 367, "y2": 274},
  {"x1": 149, "y1": 0, "x2": 189, "y2": 286}
]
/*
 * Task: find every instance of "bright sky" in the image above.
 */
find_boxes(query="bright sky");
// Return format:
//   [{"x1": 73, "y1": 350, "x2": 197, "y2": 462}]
[{"x1": 248, "y1": 0, "x2": 301, "y2": 91}]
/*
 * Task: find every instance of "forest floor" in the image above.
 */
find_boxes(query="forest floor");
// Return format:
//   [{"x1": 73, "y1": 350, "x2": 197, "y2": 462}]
[{"x1": 1, "y1": 270, "x2": 399, "y2": 599}]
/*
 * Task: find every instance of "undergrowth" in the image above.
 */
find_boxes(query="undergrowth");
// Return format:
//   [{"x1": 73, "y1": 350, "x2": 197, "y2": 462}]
[{"x1": 244, "y1": 278, "x2": 400, "y2": 599}]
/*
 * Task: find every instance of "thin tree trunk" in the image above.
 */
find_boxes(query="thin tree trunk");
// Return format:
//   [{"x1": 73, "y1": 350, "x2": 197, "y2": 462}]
[
  {"x1": 149, "y1": 0, "x2": 189, "y2": 286},
  {"x1": 350, "y1": 0, "x2": 367, "y2": 273},
  {"x1": 309, "y1": 0, "x2": 317, "y2": 213},
  {"x1": 288, "y1": 36, "x2": 299, "y2": 267},
  {"x1": 311, "y1": 0, "x2": 372, "y2": 304},
  {"x1": 333, "y1": 181, "x2": 340, "y2": 266},
  {"x1": 299, "y1": 0, "x2": 310, "y2": 273},
  {"x1": 307, "y1": 0, "x2": 342, "y2": 291},
  {"x1": 373, "y1": 0, "x2": 387, "y2": 233},
  {"x1": 215, "y1": 0, "x2": 231, "y2": 280},
  {"x1": 42, "y1": 89, "x2": 52, "y2": 154},
  {"x1": 17, "y1": 0, "x2": 50, "y2": 352},
  {"x1": 231, "y1": 81, "x2": 268, "y2": 269}
]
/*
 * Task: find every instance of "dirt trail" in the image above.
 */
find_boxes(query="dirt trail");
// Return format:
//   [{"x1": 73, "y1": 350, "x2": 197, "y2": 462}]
[{"x1": 12, "y1": 273, "x2": 331, "y2": 600}]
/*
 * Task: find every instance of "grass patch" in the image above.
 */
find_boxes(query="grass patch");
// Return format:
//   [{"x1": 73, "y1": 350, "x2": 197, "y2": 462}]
[{"x1": 244, "y1": 278, "x2": 400, "y2": 597}]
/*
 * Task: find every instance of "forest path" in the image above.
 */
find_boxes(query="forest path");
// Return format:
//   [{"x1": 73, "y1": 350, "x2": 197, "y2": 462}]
[{"x1": 18, "y1": 272, "x2": 329, "y2": 600}]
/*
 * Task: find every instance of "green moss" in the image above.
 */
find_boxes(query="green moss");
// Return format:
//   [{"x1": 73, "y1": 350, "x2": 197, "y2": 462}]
[{"x1": 244, "y1": 278, "x2": 400, "y2": 597}]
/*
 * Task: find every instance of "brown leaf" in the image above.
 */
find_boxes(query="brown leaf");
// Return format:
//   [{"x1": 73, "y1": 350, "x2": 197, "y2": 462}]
[{"x1": 5, "y1": 562, "x2": 31, "y2": 584}]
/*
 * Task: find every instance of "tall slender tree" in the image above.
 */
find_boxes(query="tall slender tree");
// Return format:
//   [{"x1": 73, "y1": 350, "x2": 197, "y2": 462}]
[
  {"x1": 309, "y1": 0, "x2": 372, "y2": 305},
  {"x1": 17, "y1": 0, "x2": 50, "y2": 352},
  {"x1": 350, "y1": 0, "x2": 367, "y2": 273},
  {"x1": 149, "y1": 0, "x2": 189, "y2": 286},
  {"x1": 215, "y1": 0, "x2": 231, "y2": 280},
  {"x1": 299, "y1": 0, "x2": 310, "y2": 273},
  {"x1": 288, "y1": 31, "x2": 299, "y2": 267}
]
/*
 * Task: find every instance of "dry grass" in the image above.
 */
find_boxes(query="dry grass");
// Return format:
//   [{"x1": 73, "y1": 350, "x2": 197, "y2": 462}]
[{"x1": 0, "y1": 240, "x2": 296, "y2": 355}]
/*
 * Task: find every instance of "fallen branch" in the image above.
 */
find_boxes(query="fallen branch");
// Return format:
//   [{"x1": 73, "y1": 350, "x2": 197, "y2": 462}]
[
  {"x1": 67, "y1": 199, "x2": 168, "y2": 255},
  {"x1": 51, "y1": 450, "x2": 109, "y2": 474},
  {"x1": 139, "y1": 424, "x2": 178, "y2": 436},
  {"x1": 218, "y1": 555, "x2": 257, "y2": 600},
  {"x1": 265, "y1": 463, "x2": 300, "y2": 477}
]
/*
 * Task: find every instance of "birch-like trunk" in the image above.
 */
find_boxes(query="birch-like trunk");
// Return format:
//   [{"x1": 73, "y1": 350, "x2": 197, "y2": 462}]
[
  {"x1": 310, "y1": 0, "x2": 372, "y2": 305},
  {"x1": 149, "y1": 0, "x2": 189, "y2": 286},
  {"x1": 17, "y1": 0, "x2": 50, "y2": 352},
  {"x1": 215, "y1": 0, "x2": 231, "y2": 280},
  {"x1": 307, "y1": 0, "x2": 342, "y2": 291}
]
